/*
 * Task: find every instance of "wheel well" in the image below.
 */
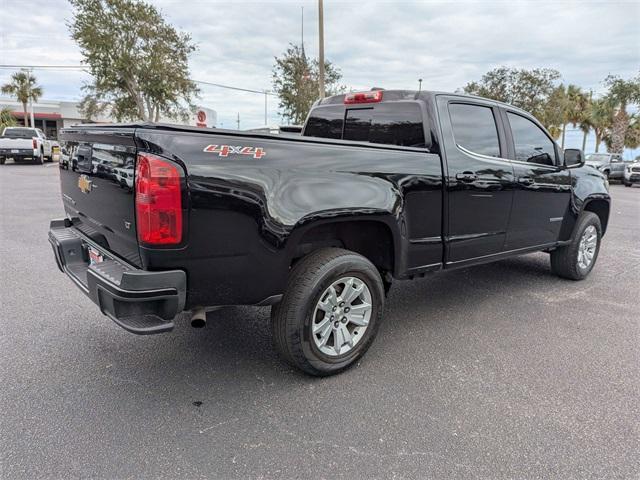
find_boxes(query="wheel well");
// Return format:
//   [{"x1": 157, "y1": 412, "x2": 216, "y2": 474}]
[
  {"x1": 292, "y1": 221, "x2": 395, "y2": 275},
  {"x1": 583, "y1": 200, "x2": 610, "y2": 235}
]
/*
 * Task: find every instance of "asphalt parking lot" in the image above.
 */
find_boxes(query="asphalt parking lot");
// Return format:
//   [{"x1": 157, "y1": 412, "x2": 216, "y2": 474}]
[{"x1": 1, "y1": 162, "x2": 638, "y2": 479}]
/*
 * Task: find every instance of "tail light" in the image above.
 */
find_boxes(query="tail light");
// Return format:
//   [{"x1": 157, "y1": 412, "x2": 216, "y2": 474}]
[
  {"x1": 344, "y1": 90, "x2": 383, "y2": 104},
  {"x1": 32, "y1": 138, "x2": 37, "y2": 149},
  {"x1": 135, "y1": 153, "x2": 183, "y2": 245}
]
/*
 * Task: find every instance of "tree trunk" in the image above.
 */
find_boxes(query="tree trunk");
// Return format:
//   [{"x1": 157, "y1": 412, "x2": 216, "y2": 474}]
[
  {"x1": 22, "y1": 102, "x2": 29, "y2": 127},
  {"x1": 595, "y1": 132, "x2": 600, "y2": 153},
  {"x1": 561, "y1": 123, "x2": 566, "y2": 149},
  {"x1": 609, "y1": 108, "x2": 628, "y2": 155},
  {"x1": 581, "y1": 130, "x2": 588, "y2": 152}
]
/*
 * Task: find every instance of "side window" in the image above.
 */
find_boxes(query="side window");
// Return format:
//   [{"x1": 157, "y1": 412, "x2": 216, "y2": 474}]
[
  {"x1": 449, "y1": 103, "x2": 501, "y2": 157},
  {"x1": 344, "y1": 103, "x2": 426, "y2": 147},
  {"x1": 507, "y1": 112, "x2": 557, "y2": 166},
  {"x1": 304, "y1": 106, "x2": 344, "y2": 139}
]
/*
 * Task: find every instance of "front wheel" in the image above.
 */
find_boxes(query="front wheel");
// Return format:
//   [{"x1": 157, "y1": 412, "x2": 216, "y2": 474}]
[
  {"x1": 271, "y1": 248, "x2": 385, "y2": 376},
  {"x1": 550, "y1": 212, "x2": 602, "y2": 280}
]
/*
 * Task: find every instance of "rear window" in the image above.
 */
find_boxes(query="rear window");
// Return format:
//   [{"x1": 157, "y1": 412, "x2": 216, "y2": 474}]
[
  {"x1": 2, "y1": 128, "x2": 36, "y2": 139},
  {"x1": 449, "y1": 103, "x2": 501, "y2": 157},
  {"x1": 304, "y1": 102, "x2": 426, "y2": 147},
  {"x1": 304, "y1": 106, "x2": 344, "y2": 139}
]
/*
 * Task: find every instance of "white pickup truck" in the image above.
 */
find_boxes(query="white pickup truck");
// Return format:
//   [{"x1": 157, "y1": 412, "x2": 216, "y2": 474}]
[{"x1": 0, "y1": 127, "x2": 57, "y2": 165}]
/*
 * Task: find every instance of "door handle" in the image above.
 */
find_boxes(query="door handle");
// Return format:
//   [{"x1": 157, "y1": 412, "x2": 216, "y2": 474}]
[
  {"x1": 517, "y1": 176, "x2": 534, "y2": 185},
  {"x1": 455, "y1": 172, "x2": 477, "y2": 182}
]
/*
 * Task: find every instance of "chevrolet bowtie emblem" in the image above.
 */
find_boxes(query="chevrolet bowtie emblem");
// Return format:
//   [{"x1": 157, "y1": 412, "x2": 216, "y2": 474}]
[{"x1": 78, "y1": 174, "x2": 93, "y2": 194}]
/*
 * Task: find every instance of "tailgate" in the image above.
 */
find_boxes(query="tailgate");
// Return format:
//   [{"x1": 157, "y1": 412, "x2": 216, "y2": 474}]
[{"x1": 58, "y1": 128, "x2": 141, "y2": 266}]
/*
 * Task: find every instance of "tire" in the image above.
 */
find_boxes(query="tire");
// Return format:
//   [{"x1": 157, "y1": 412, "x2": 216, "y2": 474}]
[
  {"x1": 603, "y1": 170, "x2": 610, "y2": 180},
  {"x1": 624, "y1": 181, "x2": 631, "y2": 187},
  {"x1": 550, "y1": 212, "x2": 602, "y2": 280},
  {"x1": 35, "y1": 153, "x2": 44, "y2": 165},
  {"x1": 271, "y1": 248, "x2": 385, "y2": 376},
  {"x1": 0, "y1": 157, "x2": 5, "y2": 165}
]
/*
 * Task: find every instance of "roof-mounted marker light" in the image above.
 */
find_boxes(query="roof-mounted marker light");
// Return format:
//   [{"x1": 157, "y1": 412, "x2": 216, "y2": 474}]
[{"x1": 344, "y1": 90, "x2": 384, "y2": 104}]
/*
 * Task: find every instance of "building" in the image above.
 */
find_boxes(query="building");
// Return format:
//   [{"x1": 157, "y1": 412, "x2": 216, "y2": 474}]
[{"x1": 0, "y1": 97, "x2": 217, "y2": 139}]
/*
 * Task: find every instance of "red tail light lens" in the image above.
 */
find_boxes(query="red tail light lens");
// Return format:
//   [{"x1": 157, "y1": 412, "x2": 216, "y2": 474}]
[
  {"x1": 32, "y1": 138, "x2": 37, "y2": 149},
  {"x1": 344, "y1": 90, "x2": 383, "y2": 104},
  {"x1": 135, "y1": 153, "x2": 183, "y2": 245}
]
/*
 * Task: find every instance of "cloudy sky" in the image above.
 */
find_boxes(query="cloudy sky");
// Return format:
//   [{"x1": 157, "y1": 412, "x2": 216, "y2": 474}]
[{"x1": 1, "y1": 0, "x2": 639, "y2": 153}]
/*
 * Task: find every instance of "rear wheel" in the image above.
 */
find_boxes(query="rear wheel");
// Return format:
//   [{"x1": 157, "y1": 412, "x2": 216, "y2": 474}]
[
  {"x1": 271, "y1": 248, "x2": 385, "y2": 376},
  {"x1": 550, "y1": 212, "x2": 601, "y2": 280},
  {"x1": 0, "y1": 156, "x2": 5, "y2": 165}
]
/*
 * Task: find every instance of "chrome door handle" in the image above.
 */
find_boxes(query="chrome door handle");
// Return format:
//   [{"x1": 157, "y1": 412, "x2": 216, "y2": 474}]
[
  {"x1": 517, "y1": 176, "x2": 534, "y2": 185},
  {"x1": 456, "y1": 172, "x2": 477, "y2": 182}
]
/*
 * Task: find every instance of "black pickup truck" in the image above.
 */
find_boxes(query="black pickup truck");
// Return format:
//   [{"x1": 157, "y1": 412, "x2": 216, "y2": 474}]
[{"x1": 49, "y1": 89, "x2": 610, "y2": 376}]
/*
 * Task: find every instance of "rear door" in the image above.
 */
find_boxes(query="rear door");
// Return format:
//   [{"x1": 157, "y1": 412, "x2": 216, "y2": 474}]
[
  {"x1": 501, "y1": 110, "x2": 571, "y2": 249},
  {"x1": 58, "y1": 129, "x2": 141, "y2": 266},
  {"x1": 436, "y1": 96, "x2": 514, "y2": 264}
]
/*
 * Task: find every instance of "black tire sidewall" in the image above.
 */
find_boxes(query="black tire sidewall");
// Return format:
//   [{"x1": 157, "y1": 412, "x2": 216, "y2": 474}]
[
  {"x1": 287, "y1": 252, "x2": 385, "y2": 375},
  {"x1": 573, "y1": 213, "x2": 602, "y2": 279}
]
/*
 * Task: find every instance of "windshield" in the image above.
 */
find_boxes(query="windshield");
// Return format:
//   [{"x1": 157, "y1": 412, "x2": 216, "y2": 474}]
[
  {"x1": 585, "y1": 154, "x2": 609, "y2": 163},
  {"x1": 2, "y1": 128, "x2": 36, "y2": 139}
]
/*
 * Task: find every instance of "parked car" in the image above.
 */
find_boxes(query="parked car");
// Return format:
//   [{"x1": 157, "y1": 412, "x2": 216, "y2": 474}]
[
  {"x1": 585, "y1": 153, "x2": 630, "y2": 180},
  {"x1": 0, "y1": 127, "x2": 56, "y2": 164},
  {"x1": 49, "y1": 89, "x2": 610, "y2": 376},
  {"x1": 623, "y1": 160, "x2": 640, "y2": 187}
]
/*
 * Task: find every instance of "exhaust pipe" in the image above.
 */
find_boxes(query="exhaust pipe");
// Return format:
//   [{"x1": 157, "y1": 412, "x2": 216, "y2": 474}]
[{"x1": 190, "y1": 307, "x2": 207, "y2": 328}]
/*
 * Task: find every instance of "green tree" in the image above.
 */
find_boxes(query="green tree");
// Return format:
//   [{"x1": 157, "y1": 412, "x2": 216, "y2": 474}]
[
  {"x1": 1, "y1": 71, "x2": 43, "y2": 127},
  {"x1": 624, "y1": 114, "x2": 640, "y2": 150},
  {"x1": 0, "y1": 107, "x2": 17, "y2": 131},
  {"x1": 69, "y1": 0, "x2": 199, "y2": 122},
  {"x1": 588, "y1": 98, "x2": 614, "y2": 153},
  {"x1": 272, "y1": 44, "x2": 344, "y2": 125},
  {"x1": 463, "y1": 67, "x2": 561, "y2": 126},
  {"x1": 560, "y1": 84, "x2": 589, "y2": 149},
  {"x1": 602, "y1": 74, "x2": 640, "y2": 154}
]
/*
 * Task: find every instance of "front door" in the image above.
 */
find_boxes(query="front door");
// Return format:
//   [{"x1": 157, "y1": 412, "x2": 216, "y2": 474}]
[
  {"x1": 437, "y1": 97, "x2": 514, "y2": 264},
  {"x1": 501, "y1": 110, "x2": 572, "y2": 249}
]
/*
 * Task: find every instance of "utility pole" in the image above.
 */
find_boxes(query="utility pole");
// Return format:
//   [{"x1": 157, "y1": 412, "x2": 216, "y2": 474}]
[
  {"x1": 236, "y1": 112, "x2": 240, "y2": 130},
  {"x1": 318, "y1": 0, "x2": 325, "y2": 99},
  {"x1": 264, "y1": 90, "x2": 268, "y2": 126}
]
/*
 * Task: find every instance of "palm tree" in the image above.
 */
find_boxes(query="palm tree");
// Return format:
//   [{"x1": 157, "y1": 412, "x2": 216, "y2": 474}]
[
  {"x1": 603, "y1": 74, "x2": 640, "y2": 154},
  {"x1": 624, "y1": 114, "x2": 640, "y2": 150},
  {"x1": 578, "y1": 91, "x2": 594, "y2": 151},
  {"x1": 559, "y1": 84, "x2": 589, "y2": 149},
  {"x1": 1, "y1": 71, "x2": 43, "y2": 128},
  {"x1": 0, "y1": 107, "x2": 17, "y2": 131},
  {"x1": 588, "y1": 98, "x2": 613, "y2": 153}
]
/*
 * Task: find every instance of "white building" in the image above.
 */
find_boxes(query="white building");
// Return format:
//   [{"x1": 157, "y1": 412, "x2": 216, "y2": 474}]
[{"x1": 0, "y1": 97, "x2": 217, "y2": 139}]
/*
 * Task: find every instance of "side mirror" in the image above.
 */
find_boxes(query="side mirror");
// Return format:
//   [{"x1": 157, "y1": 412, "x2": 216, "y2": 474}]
[{"x1": 564, "y1": 148, "x2": 584, "y2": 168}]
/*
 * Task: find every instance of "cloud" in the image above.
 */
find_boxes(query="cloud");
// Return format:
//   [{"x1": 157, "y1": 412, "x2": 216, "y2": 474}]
[{"x1": 1, "y1": 0, "x2": 638, "y2": 132}]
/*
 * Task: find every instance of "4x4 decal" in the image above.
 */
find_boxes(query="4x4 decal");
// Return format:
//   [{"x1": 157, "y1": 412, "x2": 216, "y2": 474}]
[{"x1": 203, "y1": 144, "x2": 266, "y2": 159}]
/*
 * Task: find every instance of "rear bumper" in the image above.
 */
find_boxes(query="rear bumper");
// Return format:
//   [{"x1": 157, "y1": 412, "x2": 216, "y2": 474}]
[
  {"x1": 0, "y1": 148, "x2": 36, "y2": 157},
  {"x1": 48, "y1": 219, "x2": 186, "y2": 334}
]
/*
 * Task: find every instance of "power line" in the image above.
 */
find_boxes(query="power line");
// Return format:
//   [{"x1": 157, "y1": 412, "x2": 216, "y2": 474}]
[
  {"x1": 192, "y1": 79, "x2": 275, "y2": 96},
  {"x1": 0, "y1": 64, "x2": 275, "y2": 96}
]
